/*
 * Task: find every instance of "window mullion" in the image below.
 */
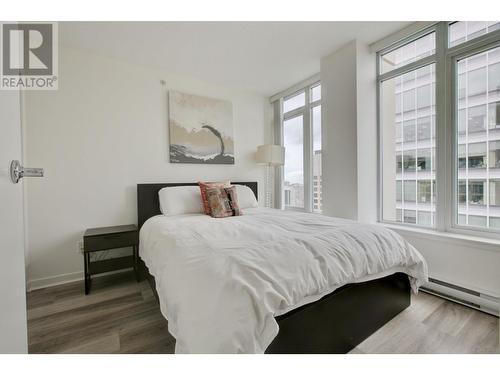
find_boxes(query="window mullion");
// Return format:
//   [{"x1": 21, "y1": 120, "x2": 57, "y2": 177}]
[
  {"x1": 435, "y1": 21, "x2": 450, "y2": 232},
  {"x1": 379, "y1": 55, "x2": 437, "y2": 82},
  {"x1": 283, "y1": 106, "x2": 306, "y2": 120},
  {"x1": 304, "y1": 89, "x2": 313, "y2": 213},
  {"x1": 274, "y1": 99, "x2": 284, "y2": 209}
]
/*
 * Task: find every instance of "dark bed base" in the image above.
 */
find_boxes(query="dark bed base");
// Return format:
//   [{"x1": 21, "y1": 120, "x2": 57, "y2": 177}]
[
  {"x1": 266, "y1": 272, "x2": 410, "y2": 353},
  {"x1": 136, "y1": 182, "x2": 411, "y2": 354},
  {"x1": 138, "y1": 259, "x2": 410, "y2": 354}
]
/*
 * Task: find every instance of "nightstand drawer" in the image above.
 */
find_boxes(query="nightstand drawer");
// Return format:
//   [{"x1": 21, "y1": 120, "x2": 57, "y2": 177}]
[{"x1": 84, "y1": 231, "x2": 138, "y2": 251}]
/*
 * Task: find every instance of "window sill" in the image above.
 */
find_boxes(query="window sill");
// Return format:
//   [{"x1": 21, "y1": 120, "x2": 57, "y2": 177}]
[{"x1": 379, "y1": 222, "x2": 500, "y2": 252}]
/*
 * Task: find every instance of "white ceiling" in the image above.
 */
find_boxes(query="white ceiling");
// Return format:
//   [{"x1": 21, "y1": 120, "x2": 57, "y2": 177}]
[{"x1": 60, "y1": 22, "x2": 411, "y2": 96}]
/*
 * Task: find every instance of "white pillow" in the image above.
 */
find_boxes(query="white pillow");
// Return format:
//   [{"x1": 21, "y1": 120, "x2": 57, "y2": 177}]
[
  {"x1": 158, "y1": 186, "x2": 204, "y2": 216},
  {"x1": 234, "y1": 185, "x2": 258, "y2": 209}
]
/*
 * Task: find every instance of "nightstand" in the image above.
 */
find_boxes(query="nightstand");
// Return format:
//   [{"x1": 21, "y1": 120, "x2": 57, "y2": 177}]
[{"x1": 83, "y1": 224, "x2": 139, "y2": 294}]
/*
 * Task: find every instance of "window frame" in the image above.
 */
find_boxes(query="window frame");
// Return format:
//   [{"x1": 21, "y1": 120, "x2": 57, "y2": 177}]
[
  {"x1": 377, "y1": 24, "x2": 439, "y2": 230},
  {"x1": 377, "y1": 22, "x2": 500, "y2": 239},
  {"x1": 449, "y1": 38, "x2": 500, "y2": 237},
  {"x1": 282, "y1": 110, "x2": 306, "y2": 211},
  {"x1": 276, "y1": 80, "x2": 321, "y2": 213}
]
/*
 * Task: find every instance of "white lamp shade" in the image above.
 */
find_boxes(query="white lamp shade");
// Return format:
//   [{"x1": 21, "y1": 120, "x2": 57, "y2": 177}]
[{"x1": 256, "y1": 144, "x2": 285, "y2": 165}]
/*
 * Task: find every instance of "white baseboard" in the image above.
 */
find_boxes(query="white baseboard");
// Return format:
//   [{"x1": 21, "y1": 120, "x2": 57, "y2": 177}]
[
  {"x1": 27, "y1": 268, "x2": 134, "y2": 292},
  {"x1": 27, "y1": 271, "x2": 83, "y2": 292}
]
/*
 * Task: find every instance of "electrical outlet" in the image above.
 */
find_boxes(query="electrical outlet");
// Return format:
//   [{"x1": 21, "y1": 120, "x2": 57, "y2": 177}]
[{"x1": 77, "y1": 240, "x2": 84, "y2": 254}]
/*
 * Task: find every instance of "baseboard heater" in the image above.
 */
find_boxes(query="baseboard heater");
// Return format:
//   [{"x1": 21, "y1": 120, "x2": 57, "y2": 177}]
[{"x1": 421, "y1": 278, "x2": 499, "y2": 317}]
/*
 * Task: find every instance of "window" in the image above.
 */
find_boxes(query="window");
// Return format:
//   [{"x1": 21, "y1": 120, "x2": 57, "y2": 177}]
[
  {"x1": 489, "y1": 180, "x2": 500, "y2": 206},
  {"x1": 379, "y1": 22, "x2": 500, "y2": 236},
  {"x1": 467, "y1": 142, "x2": 487, "y2": 168},
  {"x1": 283, "y1": 115, "x2": 304, "y2": 209},
  {"x1": 278, "y1": 82, "x2": 321, "y2": 212},
  {"x1": 489, "y1": 141, "x2": 500, "y2": 168},
  {"x1": 468, "y1": 105, "x2": 487, "y2": 133},
  {"x1": 395, "y1": 93, "x2": 402, "y2": 113},
  {"x1": 283, "y1": 91, "x2": 305, "y2": 113},
  {"x1": 467, "y1": 68, "x2": 486, "y2": 98},
  {"x1": 458, "y1": 214, "x2": 467, "y2": 225},
  {"x1": 403, "y1": 120, "x2": 416, "y2": 142},
  {"x1": 418, "y1": 180, "x2": 432, "y2": 203},
  {"x1": 380, "y1": 32, "x2": 435, "y2": 74},
  {"x1": 468, "y1": 180, "x2": 485, "y2": 205},
  {"x1": 455, "y1": 44, "x2": 500, "y2": 230},
  {"x1": 403, "y1": 150, "x2": 416, "y2": 171},
  {"x1": 402, "y1": 90, "x2": 415, "y2": 113},
  {"x1": 284, "y1": 190, "x2": 291, "y2": 206},
  {"x1": 417, "y1": 148, "x2": 432, "y2": 171},
  {"x1": 311, "y1": 85, "x2": 321, "y2": 102},
  {"x1": 403, "y1": 210, "x2": 417, "y2": 224},
  {"x1": 395, "y1": 122, "x2": 402, "y2": 142},
  {"x1": 418, "y1": 211, "x2": 432, "y2": 226},
  {"x1": 417, "y1": 85, "x2": 431, "y2": 109},
  {"x1": 469, "y1": 215, "x2": 487, "y2": 227},
  {"x1": 488, "y1": 63, "x2": 500, "y2": 93},
  {"x1": 458, "y1": 109, "x2": 466, "y2": 134},
  {"x1": 490, "y1": 101, "x2": 500, "y2": 128},
  {"x1": 458, "y1": 145, "x2": 466, "y2": 169},
  {"x1": 458, "y1": 180, "x2": 466, "y2": 204},
  {"x1": 490, "y1": 217, "x2": 500, "y2": 228},
  {"x1": 380, "y1": 53, "x2": 436, "y2": 226},
  {"x1": 312, "y1": 103, "x2": 322, "y2": 213},
  {"x1": 449, "y1": 22, "x2": 500, "y2": 47},
  {"x1": 396, "y1": 152, "x2": 402, "y2": 173},
  {"x1": 396, "y1": 209, "x2": 403, "y2": 222},
  {"x1": 458, "y1": 72, "x2": 466, "y2": 99},
  {"x1": 404, "y1": 180, "x2": 416, "y2": 202},
  {"x1": 417, "y1": 117, "x2": 432, "y2": 140}
]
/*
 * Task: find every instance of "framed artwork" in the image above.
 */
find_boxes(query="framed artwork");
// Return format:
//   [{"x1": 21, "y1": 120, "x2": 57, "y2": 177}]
[{"x1": 168, "y1": 90, "x2": 234, "y2": 164}]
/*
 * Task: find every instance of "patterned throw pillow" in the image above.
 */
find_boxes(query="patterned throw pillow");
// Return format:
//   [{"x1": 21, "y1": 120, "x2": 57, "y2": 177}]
[
  {"x1": 198, "y1": 180, "x2": 231, "y2": 215},
  {"x1": 205, "y1": 186, "x2": 242, "y2": 218}
]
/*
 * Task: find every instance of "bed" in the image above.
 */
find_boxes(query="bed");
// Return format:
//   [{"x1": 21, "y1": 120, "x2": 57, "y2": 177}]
[{"x1": 137, "y1": 182, "x2": 428, "y2": 354}]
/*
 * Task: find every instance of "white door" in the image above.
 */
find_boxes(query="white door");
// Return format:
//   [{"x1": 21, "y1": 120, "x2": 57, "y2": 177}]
[{"x1": 0, "y1": 89, "x2": 28, "y2": 353}]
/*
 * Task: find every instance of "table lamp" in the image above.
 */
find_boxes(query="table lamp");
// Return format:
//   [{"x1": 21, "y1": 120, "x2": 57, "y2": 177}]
[{"x1": 256, "y1": 144, "x2": 285, "y2": 208}]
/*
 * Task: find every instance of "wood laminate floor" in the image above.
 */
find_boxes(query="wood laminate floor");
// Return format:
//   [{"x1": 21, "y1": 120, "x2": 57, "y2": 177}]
[{"x1": 27, "y1": 272, "x2": 499, "y2": 354}]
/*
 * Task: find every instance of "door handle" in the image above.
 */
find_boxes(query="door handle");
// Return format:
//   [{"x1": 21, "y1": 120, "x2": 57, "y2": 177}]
[{"x1": 10, "y1": 160, "x2": 44, "y2": 184}]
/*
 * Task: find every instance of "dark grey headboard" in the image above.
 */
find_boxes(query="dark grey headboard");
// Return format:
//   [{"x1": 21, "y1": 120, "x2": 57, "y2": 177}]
[{"x1": 137, "y1": 182, "x2": 258, "y2": 229}]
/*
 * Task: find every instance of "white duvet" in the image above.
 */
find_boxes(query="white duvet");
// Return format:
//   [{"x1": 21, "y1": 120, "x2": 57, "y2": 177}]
[{"x1": 139, "y1": 208, "x2": 428, "y2": 354}]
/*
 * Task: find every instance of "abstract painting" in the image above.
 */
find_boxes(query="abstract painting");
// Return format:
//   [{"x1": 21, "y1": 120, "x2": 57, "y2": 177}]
[{"x1": 168, "y1": 91, "x2": 234, "y2": 164}]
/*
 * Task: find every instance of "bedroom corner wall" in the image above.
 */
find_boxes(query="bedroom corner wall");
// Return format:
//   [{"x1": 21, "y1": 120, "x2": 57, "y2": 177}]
[
  {"x1": 355, "y1": 42, "x2": 378, "y2": 223},
  {"x1": 23, "y1": 46, "x2": 272, "y2": 289},
  {"x1": 320, "y1": 40, "x2": 377, "y2": 222},
  {"x1": 320, "y1": 41, "x2": 358, "y2": 220}
]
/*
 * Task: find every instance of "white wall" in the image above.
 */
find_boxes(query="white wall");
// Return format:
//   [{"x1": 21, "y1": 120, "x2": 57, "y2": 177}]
[
  {"x1": 320, "y1": 40, "x2": 377, "y2": 222},
  {"x1": 393, "y1": 227, "x2": 500, "y2": 298},
  {"x1": 321, "y1": 38, "x2": 500, "y2": 298},
  {"x1": 320, "y1": 41, "x2": 358, "y2": 220},
  {"x1": 355, "y1": 42, "x2": 378, "y2": 223},
  {"x1": 24, "y1": 46, "x2": 271, "y2": 288}
]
